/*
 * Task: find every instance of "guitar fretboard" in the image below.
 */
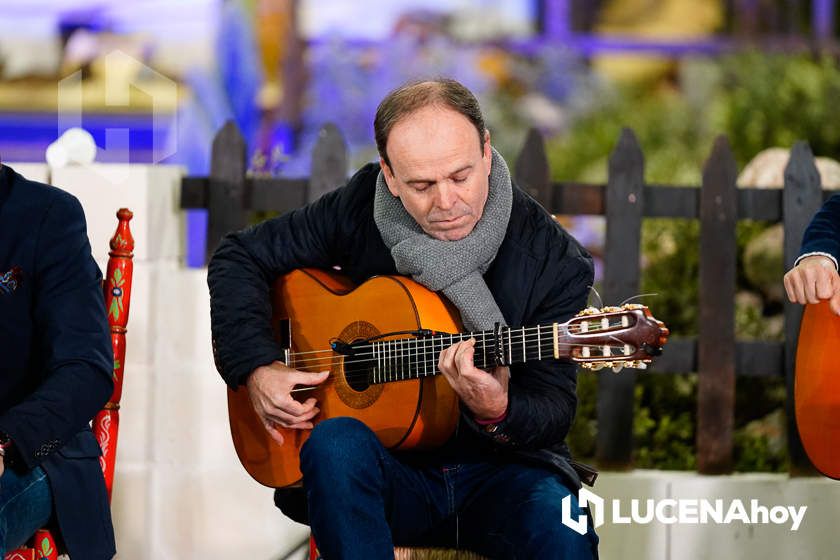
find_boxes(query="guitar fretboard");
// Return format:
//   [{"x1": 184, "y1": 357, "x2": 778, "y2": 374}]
[{"x1": 356, "y1": 325, "x2": 559, "y2": 384}]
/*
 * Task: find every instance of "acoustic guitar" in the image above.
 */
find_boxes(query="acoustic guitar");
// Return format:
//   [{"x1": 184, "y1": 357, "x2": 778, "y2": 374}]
[
  {"x1": 795, "y1": 301, "x2": 840, "y2": 479},
  {"x1": 228, "y1": 268, "x2": 670, "y2": 488}
]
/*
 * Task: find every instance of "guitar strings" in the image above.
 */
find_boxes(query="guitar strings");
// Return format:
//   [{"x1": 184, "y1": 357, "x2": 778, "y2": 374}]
[
  {"x1": 285, "y1": 340, "x2": 639, "y2": 387},
  {"x1": 282, "y1": 319, "x2": 642, "y2": 363},
  {"x1": 278, "y1": 317, "x2": 641, "y2": 361},
  {"x1": 285, "y1": 335, "x2": 638, "y2": 369},
  {"x1": 286, "y1": 341, "x2": 635, "y2": 393},
  {"x1": 284, "y1": 326, "x2": 640, "y2": 369},
  {"x1": 285, "y1": 340, "x2": 635, "y2": 370}
]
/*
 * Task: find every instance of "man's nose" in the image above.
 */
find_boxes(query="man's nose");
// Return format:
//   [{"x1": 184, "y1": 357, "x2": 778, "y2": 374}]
[{"x1": 435, "y1": 181, "x2": 458, "y2": 210}]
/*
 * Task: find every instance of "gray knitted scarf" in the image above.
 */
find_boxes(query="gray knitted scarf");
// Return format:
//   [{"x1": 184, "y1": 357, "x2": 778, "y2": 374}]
[{"x1": 374, "y1": 148, "x2": 512, "y2": 331}]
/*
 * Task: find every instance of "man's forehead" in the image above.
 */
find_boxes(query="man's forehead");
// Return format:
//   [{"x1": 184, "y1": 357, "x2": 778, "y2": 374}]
[{"x1": 386, "y1": 107, "x2": 483, "y2": 175}]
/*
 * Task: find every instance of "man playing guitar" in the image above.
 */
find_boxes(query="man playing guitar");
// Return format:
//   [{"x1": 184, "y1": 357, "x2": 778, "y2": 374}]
[{"x1": 209, "y1": 79, "x2": 599, "y2": 559}]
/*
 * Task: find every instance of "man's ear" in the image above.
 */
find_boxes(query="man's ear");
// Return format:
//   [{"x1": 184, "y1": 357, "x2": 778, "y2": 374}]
[
  {"x1": 482, "y1": 129, "x2": 492, "y2": 173},
  {"x1": 379, "y1": 158, "x2": 400, "y2": 197}
]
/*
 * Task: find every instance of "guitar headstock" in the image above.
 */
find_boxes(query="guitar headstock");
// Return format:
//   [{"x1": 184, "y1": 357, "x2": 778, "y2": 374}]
[{"x1": 561, "y1": 304, "x2": 669, "y2": 371}]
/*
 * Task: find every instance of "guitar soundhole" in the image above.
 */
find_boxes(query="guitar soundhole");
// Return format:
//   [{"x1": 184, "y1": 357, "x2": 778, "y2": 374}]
[
  {"x1": 334, "y1": 321, "x2": 384, "y2": 409},
  {"x1": 344, "y1": 341, "x2": 373, "y2": 392}
]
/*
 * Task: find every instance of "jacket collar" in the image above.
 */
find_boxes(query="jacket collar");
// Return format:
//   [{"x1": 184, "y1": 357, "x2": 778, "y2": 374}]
[{"x1": 0, "y1": 164, "x2": 10, "y2": 216}]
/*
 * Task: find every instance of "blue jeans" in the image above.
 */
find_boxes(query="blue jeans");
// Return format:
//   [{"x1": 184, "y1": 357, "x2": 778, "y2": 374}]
[
  {"x1": 301, "y1": 417, "x2": 599, "y2": 560},
  {"x1": 0, "y1": 465, "x2": 53, "y2": 556}
]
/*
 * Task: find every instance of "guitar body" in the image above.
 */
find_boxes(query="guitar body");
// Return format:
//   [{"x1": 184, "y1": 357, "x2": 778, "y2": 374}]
[
  {"x1": 796, "y1": 301, "x2": 840, "y2": 479},
  {"x1": 227, "y1": 269, "x2": 462, "y2": 488}
]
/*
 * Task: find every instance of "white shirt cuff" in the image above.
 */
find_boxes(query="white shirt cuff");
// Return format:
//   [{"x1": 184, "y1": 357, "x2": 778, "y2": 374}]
[{"x1": 795, "y1": 251, "x2": 839, "y2": 270}]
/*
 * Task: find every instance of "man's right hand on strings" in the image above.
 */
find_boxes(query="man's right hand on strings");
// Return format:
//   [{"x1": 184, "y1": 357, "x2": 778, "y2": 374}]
[
  {"x1": 245, "y1": 361, "x2": 328, "y2": 445},
  {"x1": 783, "y1": 255, "x2": 840, "y2": 314}
]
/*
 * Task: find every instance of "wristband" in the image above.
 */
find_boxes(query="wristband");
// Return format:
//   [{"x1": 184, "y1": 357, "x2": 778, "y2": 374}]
[
  {"x1": 474, "y1": 410, "x2": 508, "y2": 425},
  {"x1": 0, "y1": 431, "x2": 13, "y2": 458}
]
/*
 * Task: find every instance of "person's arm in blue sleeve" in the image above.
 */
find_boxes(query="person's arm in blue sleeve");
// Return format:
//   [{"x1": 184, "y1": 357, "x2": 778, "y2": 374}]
[{"x1": 785, "y1": 193, "x2": 840, "y2": 313}]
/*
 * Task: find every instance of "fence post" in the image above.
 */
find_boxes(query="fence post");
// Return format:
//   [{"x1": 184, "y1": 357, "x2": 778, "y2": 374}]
[
  {"x1": 597, "y1": 128, "x2": 644, "y2": 469},
  {"x1": 514, "y1": 128, "x2": 552, "y2": 209},
  {"x1": 206, "y1": 120, "x2": 248, "y2": 262},
  {"x1": 697, "y1": 136, "x2": 738, "y2": 473},
  {"x1": 309, "y1": 123, "x2": 348, "y2": 203},
  {"x1": 783, "y1": 141, "x2": 822, "y2": 475}
]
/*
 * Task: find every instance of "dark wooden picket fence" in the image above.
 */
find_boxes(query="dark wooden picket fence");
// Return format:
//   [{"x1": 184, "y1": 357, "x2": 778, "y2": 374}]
[{"x1": 182, "y1": 120, "x2": 830, "y2": 475}]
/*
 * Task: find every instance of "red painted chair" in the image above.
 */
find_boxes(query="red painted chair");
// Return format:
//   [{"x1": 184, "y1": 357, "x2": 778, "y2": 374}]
[{"x1": 5, "y1": 209, "x2": 135, "y2": 560}]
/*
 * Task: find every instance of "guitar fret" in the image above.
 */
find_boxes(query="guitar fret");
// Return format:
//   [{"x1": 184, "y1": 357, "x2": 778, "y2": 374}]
[
  {"x1": 374, "y1": 342, "x2": 379, "y2": 384},
  {"x1": 407, "y1": 338, "x2": 413, "y2": 379},
  {"x1": 521, "y1": 326, "x2": 526, "y2": 363},
  {"x1": 397, "y1": 336, "x2": 405, "y2": 379},
  {"x1": 481, "y1": 330, "x2": 487, "y2": 370},
  {"x1": 390, "y1": 340, "x2": 395, "y2": 381},
  {"x1": 507, "y1": 328, "x2": 512, "y2": 366},
  {"x1": 383, "y1": 340, "x2": 387, "y2": 382},
  {"x1": 418, "y1": 337, "x2": 423, "y2": 378},
  {"x1": 433, "y1": 337, "x2": 439, "y2": 374},
  {"x1": 424, "y1": 337, "x2": 429, "y2": 377},
  {"x1": 407, "y1": 337, "x2": 413, "y2": 379},
  {"x1": 421, "y1": 337, "x2": 426, "y2": 378},
  {"x1": 433, "y1": 337, "x2": 438, "y2": 374},
  {"x1": 537, "y1": 325, "x2": 542, "y2": 360}
]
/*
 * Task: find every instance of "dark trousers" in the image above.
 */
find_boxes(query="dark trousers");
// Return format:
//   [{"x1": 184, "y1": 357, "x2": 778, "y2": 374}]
[
  {"x1": 0, "y1": 466, "x2": 52, "y2": 556},
  {"x1": 300, "y1": 417, "x2": 598, "y2": 559}
]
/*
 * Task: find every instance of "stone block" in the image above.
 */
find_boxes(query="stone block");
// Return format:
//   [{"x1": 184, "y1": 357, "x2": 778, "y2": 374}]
[
  {"x1": 114, "y1": 363, "x2": 152, "y2": 464},
  {"x1": 49, "y1": 164, "x2": 185, "y2": 263},
  {"x1": 111, "y1": 464, "x2": 151, "y2": 560},
  {"x1": 151, "y1": 467, "x2": 307, "y2": 559}
]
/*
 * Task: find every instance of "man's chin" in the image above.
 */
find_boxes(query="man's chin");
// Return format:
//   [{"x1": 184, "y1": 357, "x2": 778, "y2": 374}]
[{"x1": 428, "y1": 226, "x2": 473, "y2": 241}]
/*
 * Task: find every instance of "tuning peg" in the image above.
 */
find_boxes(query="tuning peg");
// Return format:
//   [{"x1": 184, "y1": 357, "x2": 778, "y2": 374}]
[
  {"x1": 621, "y1": 303, "x2": 645, "y2": 310},
  {"x1": 636, "y1": 362, "x2": 648, "y2": 370},
  {"x1": 576, "y1": 306, "x2": 601, "y2": 317},
  {"x1": 601, "y1": 306, "x2": 621, "y2": 313},
  {"x1": 612, "y1": 364, "x2": 624, "y2": 373}
]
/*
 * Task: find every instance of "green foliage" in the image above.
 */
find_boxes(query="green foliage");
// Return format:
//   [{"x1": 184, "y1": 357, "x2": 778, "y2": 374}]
[
  {"x1": 712, "y1": 52, "x2": 840, "y2": 165},
  {"x1": 640, "y1": 219, "x2": 699, "y2": 336},
  {"x1": 569, "y1": 373, "x2": 789, "y2": 472},
  {"x1": 546, "y1": 86, "x2": 710, "y2": 185},
  {"x1": 562, "y1": 52, "x2": 840, "y2": 472},
  {"x1": 633, "y1": 373, "x2": 697, "y2": 470}
]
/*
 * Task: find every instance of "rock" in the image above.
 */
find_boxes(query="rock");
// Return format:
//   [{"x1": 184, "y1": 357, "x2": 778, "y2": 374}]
[{"x1": 737, "y1": 147, "x2": 840, "y2": 189}]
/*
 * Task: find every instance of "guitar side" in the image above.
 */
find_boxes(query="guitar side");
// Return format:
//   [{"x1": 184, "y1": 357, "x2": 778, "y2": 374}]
[
  {"x1": 795, "y1": 301, "x2": 840, "y2": 479},
  {"x1": 227, "y1": 269, "x2": 462, "y2": 488}
]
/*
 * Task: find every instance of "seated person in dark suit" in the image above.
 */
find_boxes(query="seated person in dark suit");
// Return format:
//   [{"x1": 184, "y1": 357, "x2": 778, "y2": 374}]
[
  {"x1": 0, "y1": 163, "x2": 116, "y2": 559},
  {"x1": 784, "y1": 194, "x2": 840, "y2": 314}
]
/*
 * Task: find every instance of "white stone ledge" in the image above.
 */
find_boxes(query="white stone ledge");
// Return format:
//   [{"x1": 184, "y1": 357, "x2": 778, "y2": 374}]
[{"x1": 594, "y1": 470, "x2": 839, "y2": 560}]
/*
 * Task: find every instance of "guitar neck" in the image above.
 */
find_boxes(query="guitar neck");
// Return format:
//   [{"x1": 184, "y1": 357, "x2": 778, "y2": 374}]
[
  {"x1": 363, "y1": 324, "x2": 559, "y2": 384},
  {"x1": 289, "y1": 305, "x2": 666, "y2": 385}
]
